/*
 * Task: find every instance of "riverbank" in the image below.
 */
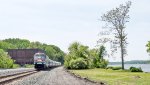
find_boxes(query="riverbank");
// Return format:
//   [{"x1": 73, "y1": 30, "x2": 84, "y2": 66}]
[
  {"x1": 108, "y1": 64, "x2": 150, "y2": 72},
  {"x1": 70, "y1": 68, "x2": 150, "y2": 85}
]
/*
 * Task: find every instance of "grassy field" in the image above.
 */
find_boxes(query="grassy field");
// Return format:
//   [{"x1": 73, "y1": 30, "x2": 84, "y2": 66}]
[{"x1": 70, "y1": 68, "x2": 150, "y2": 85}]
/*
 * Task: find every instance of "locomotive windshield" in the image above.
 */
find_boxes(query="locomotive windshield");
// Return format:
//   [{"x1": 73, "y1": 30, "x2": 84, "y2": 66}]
[{"x1": 34, "y1": 53, "x2": 46, "y2": 59}]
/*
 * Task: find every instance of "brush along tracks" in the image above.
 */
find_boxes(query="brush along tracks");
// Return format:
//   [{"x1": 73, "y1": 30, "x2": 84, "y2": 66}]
[{"x1": 0, "y1": 70, "x2": 39, "y2": 85}]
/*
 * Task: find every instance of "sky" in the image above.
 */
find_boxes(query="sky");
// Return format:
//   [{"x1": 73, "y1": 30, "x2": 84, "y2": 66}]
[{"x1": 0, "y1": 0, "x2": 150, "y2": 61}]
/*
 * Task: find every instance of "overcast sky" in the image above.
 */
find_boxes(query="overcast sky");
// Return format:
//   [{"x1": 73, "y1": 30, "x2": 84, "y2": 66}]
[{"x1": 0, "y1": 0, "x2": 150, "y2": 61}]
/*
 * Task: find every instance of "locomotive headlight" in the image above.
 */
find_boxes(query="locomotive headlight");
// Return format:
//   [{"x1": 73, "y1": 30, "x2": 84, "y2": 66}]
[{"x1": 37, "y1": 59, "x2": 42, "y2": 62}]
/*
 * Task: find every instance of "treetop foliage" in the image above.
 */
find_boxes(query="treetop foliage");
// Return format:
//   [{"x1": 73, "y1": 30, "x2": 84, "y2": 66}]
[{"x1": 146, "y1": 41, "x2": 150, "y2": 54}]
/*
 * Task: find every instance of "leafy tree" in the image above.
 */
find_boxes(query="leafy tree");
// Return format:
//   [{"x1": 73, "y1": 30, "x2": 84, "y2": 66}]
[
  {"x1": 28, "y1": 41, "x2": 43, "y2": 49},
  {"x1": 99, "y1": 1, "x2": 131, "y2": 69},
  {"x1": 64, "y1": 42, "x2": 90, "y2": 69},
  {"x1": 98, "y1": 45, "x2": 107, "y2": 60},
  {"x1": 146, "y1": 41, "x2": 150, "y2": 54},
  {"x1": 69, "y1": 58, "x2": 88, "y2": 69},
  {"x1": 0, "y1": 49, "x2": 14, "y2": 68},
  {"x1": 89, "y1": 46, "x2": 108, "y2": 68},
  {"x1": 45, "y1": 45, "x2": 65, "y2": 63},
  {"x1": 3, "y1": 38, "x2": 30, "y2": 49},
  {"x1": 0, "y1": 41, "x2": 16, "y2": 51},
  {"x1": 89, "y1": 49, "x2": 98, "y2": 67},
  {"x1": 45, "y1": 46, "x2": 56, "y2": 59},
  {"x1": 68, "y1": 42, "x2": 89, "y2": 59},
  {"x1": 64, "y1": 42, "x2": 108, "y2": 69},
  {"x1": 64, "y1": 54, "x2": 72, "y2": 69}
]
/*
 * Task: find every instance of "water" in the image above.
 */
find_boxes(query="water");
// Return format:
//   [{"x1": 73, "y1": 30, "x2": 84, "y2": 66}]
[{"x1": 108, "y1": 64, "x2": 150, "y2": 72}]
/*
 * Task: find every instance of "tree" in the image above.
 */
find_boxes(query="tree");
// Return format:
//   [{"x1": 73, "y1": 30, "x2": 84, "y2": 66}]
[
  {"x1": 64, "y1": 42, "x2": 91, "y2": 69},
  {"x1": 0, "y1": 49, "x2": 14, "y2": 68},
  {"x1": 3, "y1": 38, "x2": 30, "y2": 49},
  {"x1": 68, "y1": 42, "x2": 89, "y2": 59},
  {"x1": 0, "y1": 41, "x2": 16, "y2": 51},
  {"x1": 89, "y1": 46, "x2": 108, "y2": 68},
  {"x1": 146, "y1": 41, "x2": 150, "y2": 55},
  {"x1": 45, "y1": 45, "x2": 65, "y2": 64},
  {"x1": 29, "y1": 41, "x2": 43, "y2": 49},
  {"x1": 98, "y1": 45, "x2": 107, "y2": 60},
  {"x1": 99, "y1": 1, "x2": 131, "y2": 69}
]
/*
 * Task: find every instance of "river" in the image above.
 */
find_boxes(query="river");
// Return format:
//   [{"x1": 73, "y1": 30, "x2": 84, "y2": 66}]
[{"x1": 108, "y1": 64, "x2": 150, "y2": 72}]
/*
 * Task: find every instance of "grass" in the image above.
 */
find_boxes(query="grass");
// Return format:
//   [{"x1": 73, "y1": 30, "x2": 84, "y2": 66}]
[
  {"x1": 12, "y1": 64, "x2": 34, "y2": 68},
  {"x1": 12, "y1": 64, "x2": 20, "y2": 68},
  {"x1": 70, "y1": 68, "x2": 150, "y2": 85},
  {"x1": 24, "y1": 64, "x2": 34, "y2": 68}
]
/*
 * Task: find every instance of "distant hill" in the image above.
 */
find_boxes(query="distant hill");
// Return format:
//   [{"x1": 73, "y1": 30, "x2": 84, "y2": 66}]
[{"x1": 109, "y1": 60, "x2": 150, "y2": 64}]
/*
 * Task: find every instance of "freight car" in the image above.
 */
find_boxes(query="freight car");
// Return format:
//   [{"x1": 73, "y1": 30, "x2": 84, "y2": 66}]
[
  {"x1": 34, "y1": 52, "x2": 61, "y2": 70},
  {"x1": 7, "y1": 49, "x2": 45, "y2": 65}
]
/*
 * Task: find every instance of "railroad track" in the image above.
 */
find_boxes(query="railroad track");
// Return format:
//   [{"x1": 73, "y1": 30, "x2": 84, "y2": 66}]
[{"x1": 0, "y1": 70, "x2": 39, "y2": 85}]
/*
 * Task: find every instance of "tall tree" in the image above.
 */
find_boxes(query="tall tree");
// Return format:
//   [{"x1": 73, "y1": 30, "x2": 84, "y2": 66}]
[
  {"x1": 99, "y1": 1, "x2": 131, "y2": 69},
  {"x1": 98, "y1": 45, "x2": 106, "y2": 60}
]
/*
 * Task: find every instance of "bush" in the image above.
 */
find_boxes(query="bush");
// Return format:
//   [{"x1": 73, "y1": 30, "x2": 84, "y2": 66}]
[
  {"x1": 96, "y1": 60, "x2": 108, "y2": 68},
  {"x1": 64, "y1": 55, "x2": 72, "y2": 69},
  {"x1": 106, "y1": 66, "x2": 113, "y2": 69},
  {"x1": 112, "y1": 66, "x2": 122, "y2": 70},
  {"x1": 69, "y1": 58, "x2": 88, "y2": 69},
  {"x1": 129, "y1": 67, "x2": 143, "y2": 72},
  {"x1": 100, "y1": 60, "x2": 108, "y2": 68},
  {"x1": 0, "y1": 49, "x2": 14, "y2": 68},
  {"x1": 106, "y1": 66, "x2": 122, "y2": 70}
]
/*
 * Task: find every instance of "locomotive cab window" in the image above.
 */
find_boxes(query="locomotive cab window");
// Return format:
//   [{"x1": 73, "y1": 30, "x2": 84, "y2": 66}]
[{"x1": 34, "y1": 53, "x2": 46, "y2": 60}]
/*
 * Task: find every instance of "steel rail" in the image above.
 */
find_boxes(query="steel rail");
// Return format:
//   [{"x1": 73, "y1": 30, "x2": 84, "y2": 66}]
[{"x1": 0, "y1": 70, "x2": 39, "y2": 84}]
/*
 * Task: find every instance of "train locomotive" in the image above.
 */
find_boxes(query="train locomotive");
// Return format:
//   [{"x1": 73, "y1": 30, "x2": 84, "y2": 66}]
[{"x1": 34, "y1": 52, "x2": 61, "y2": 70}]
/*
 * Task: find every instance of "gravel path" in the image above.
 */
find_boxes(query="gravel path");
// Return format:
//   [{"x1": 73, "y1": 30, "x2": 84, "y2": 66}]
[{"x1": 9, "y1": 67, "x2": 100, "y2": 85}]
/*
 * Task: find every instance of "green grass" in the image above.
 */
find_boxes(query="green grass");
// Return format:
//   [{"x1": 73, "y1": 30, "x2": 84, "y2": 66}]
[
  {"x1": 12, "y1": 64, "x2": 20, "y2": 68},
  {"x1": 70, "y1": 68, "x2": 150, "y2": 85},
  {"x1": 24, "y1": 64, "x2": 34, "y2": 68}
]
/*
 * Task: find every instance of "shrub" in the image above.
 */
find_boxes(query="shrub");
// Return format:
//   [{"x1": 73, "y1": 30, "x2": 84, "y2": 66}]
[
  {"x1": 69, "y1": 58, "x2": 88, "y2": 69},
  {"x1": 106, "y1": 66, "x2": 122, "y2": 70},
  {"x1": 106, "y1": 66, "x2": 113, "y2": 69},
  {"x1": 87, "y1": 58, "x2": 95, "y2": 69},
  {"x1": 129, "y1": 67, "x2": 143, "y2": 72},
  {"x1": 100, "y1": 60, "x2": 108, "y2": 68},
  {"x1": 64, "y1": 55, "x2": 72, "y2": 69},
  {"x1": 112, "y1": 66, "x2": 122, "y2": 70},
  {"x1": 64, "y1": 61, "x2": 70, "y2": 69},
  {"x1": 96, "y1": 60, "x2": 108, "y2": 68},
  {"x1": 0, "y1": 49, "x2": 14, "y2": 68}
]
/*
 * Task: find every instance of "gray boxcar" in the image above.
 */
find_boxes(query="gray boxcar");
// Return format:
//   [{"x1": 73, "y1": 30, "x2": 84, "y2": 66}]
[{"x1": 7, "y1": 49, "x2": 45, "y2": 65}]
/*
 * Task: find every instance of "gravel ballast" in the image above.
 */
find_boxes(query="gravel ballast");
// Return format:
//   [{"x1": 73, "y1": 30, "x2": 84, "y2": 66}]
[
  {"x1": 8, "y1": 67, "x2": 100, "y2": 85},
  {"x1": 0, "y1": 68, "x2": 35, "y2": 77}
]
